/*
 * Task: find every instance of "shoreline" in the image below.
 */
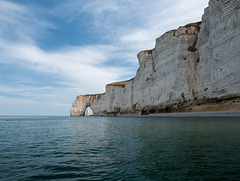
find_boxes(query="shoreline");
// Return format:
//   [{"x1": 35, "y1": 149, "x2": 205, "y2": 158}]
[{"x1": 120, "y1": 111, "x2": 240, "y2": 117}]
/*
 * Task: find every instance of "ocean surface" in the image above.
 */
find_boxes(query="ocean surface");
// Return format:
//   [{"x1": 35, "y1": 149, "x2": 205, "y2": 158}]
[{"x1": 0, "y1": 116, "x2": 240, "y2": 180}]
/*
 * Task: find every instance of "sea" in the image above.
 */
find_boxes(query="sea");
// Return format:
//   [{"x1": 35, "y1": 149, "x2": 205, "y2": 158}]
[{"x1": 0, "y1": 116, "x2": 240, "y2": 180}]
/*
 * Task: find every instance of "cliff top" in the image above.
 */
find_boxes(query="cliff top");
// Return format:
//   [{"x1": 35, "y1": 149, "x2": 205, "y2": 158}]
[
  {"x1": 142, "y1": 49, "x2": 153, "y2": 54},
  {"x1": 183, "y1": 21, "x2": 201, "y2": 31},
  {"x1": 161, "y1": 21, "x2": 201, "y2": 37},
  {"x1": 107, "y1": 78, "x2": 133, "y2": 87},
  {"x1": 80, "y1": 93, "x2": 105, "y2": 97}
]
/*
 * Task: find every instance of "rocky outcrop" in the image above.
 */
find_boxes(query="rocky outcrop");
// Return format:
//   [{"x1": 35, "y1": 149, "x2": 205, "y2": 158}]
[{"x1": 70, "y1": 0, "x2": 240, "y2": 116}]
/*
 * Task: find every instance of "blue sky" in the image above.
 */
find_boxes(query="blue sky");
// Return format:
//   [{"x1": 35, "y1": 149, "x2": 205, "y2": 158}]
[{"x1": 0, "y1": 0, "x2": 209, "y2": 116}]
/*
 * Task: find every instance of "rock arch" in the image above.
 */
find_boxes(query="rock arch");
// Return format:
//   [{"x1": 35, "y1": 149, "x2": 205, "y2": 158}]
[{"x1": 84, "y1": 103, "x2": 93, "y2": 116}]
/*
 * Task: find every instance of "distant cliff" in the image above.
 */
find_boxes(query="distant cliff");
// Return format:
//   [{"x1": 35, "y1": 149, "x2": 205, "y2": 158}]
[{"x1": 70, "y1": 0, "x2": 240, "y2": 116}]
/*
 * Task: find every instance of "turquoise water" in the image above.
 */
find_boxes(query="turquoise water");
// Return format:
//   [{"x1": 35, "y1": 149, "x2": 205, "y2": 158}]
[{"x1": 0, "y1": 116, "x2": 240, "y2": 180}]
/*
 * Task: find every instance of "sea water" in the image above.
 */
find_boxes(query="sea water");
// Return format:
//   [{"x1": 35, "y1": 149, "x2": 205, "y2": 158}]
[{"x1": 0, "y1": 116, "x2": 240, "y2": 180}]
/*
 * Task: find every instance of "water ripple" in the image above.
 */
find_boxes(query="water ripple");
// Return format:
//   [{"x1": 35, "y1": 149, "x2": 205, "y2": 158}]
[{"x1": 0, "y1": 116, "x2": 240, "y2": 180}]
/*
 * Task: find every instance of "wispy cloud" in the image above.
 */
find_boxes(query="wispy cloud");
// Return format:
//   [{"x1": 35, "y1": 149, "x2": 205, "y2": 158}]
[
  {"x1": 0, "y1": 0, "x2": 132, "y2": 91},
  {"x1": 0, "y1": 0, "x2": 55, "y2": 43},
  {"x1": 55, "y1": 0, "x2": 209, "y2": 52},
  {"x1": 0, "y1": 0, "x2": 133, "y2": 115},
  {"x1": 0, "y1": 41, "x2": 131, "y2": 91},
  {"x1": 0, "y1": 95, "x2": 69, "y2": 116}
]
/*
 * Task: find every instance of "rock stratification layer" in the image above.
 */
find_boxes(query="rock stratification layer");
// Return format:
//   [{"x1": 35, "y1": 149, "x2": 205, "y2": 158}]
[{"x1": 70, "y1": 0, "x2": 240, "y2": 116}]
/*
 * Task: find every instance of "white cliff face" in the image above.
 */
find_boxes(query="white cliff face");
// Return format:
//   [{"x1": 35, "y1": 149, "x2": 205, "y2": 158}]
[
  {"x1": 71, "y1": 0, "x2": 240, "y2": 116},
  {"x1": 133, "y1": 25, "x2": 200, "y2": 109},
  {"x1": 197, "y1": 0, "x2": 240, "y2": 98}
]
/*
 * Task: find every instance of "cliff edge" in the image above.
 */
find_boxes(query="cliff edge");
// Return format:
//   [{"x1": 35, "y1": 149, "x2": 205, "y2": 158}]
[{"x1": 71, "y1": 0, "x2": 240, "y2": 116}]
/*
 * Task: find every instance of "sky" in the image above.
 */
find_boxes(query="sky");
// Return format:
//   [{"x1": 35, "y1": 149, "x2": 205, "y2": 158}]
[{"x1": 0, "y1": 0, "x2": 209, "y2": 116}]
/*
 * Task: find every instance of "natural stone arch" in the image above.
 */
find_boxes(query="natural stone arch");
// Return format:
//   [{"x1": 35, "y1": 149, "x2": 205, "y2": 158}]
[{"x1": 83, "y1": 103, "x2": 93, "y2": 116}]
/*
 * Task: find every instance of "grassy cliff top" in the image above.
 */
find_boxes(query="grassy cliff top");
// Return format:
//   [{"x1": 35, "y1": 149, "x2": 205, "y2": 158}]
[
  {"x1": 161, "y1": 21, "x2": 202, "y2": 37},
  {"x1": 184, "y1": 21, "x2": 201, "y2": 30},
  {"x1": 107, "y1": 79, "x2": 134, "y2": 87}
]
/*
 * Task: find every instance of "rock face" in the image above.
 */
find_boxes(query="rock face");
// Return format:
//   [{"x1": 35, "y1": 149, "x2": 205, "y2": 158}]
[{"x1": 70, "y1": 0, "x2": 240, "y2": 116}]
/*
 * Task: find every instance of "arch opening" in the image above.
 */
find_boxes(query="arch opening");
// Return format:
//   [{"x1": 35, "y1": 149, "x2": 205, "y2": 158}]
[{"x1": 84, "y1": 106, "x2": 93, "y2": 116}]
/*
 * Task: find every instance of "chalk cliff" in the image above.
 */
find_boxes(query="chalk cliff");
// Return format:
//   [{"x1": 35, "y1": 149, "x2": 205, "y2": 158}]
[{"x1": 71, "y1": 0, "x2": 240, "y2": 116}]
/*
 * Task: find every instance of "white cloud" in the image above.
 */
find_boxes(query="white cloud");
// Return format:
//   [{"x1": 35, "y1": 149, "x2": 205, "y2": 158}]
[
  {"x1": 0, "y1": 40, "x2": 131, "y2": 93},
  {"x1": 0, "y1": 0, "x2": 55, "y2": 42},
  {"x1": 0, "y1": 95, "x2": 69, "y2": 116},
  {"x1": 55, "y1": 0, "x2": 209, "y2": 58},
  {"x1": 0, "y1": 0, "x2": 133, "y2": 116}
]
